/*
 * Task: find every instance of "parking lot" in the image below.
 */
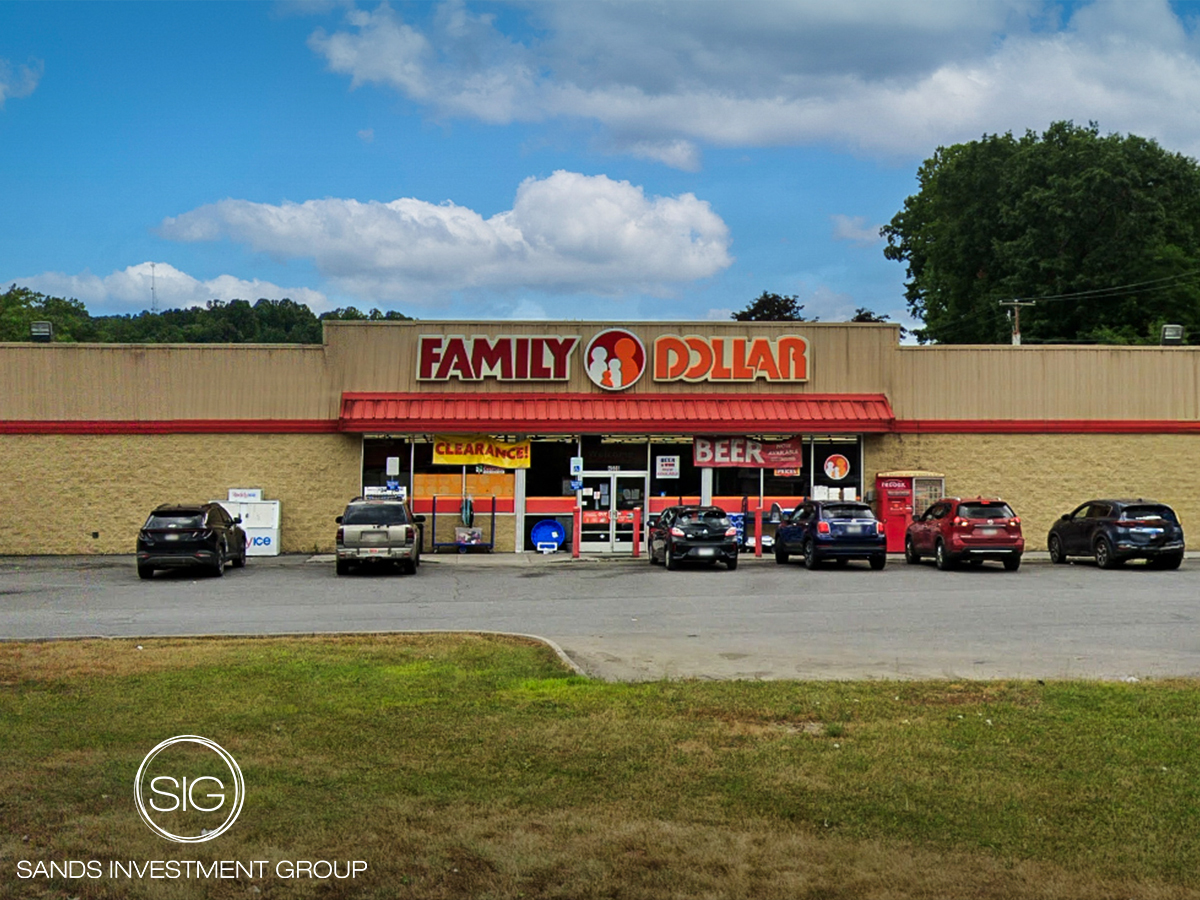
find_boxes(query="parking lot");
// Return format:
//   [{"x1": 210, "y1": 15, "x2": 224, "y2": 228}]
[{"x1": 1, "y1": 552, "x2": 1197, "y2": 681}]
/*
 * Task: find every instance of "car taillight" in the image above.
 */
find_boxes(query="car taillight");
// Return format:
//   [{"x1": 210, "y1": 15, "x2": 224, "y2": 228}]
[
  {"x1": 817, "y1": 521, "x2": 830, "y2": 534},
  {"x1": 1009, "y1": 518, "x2": 1020, "y2": 528},
  {"x1": 404, "y1": 525, "x2": 413, "y2": 542},
  {"x1": 336, "y1": 527, "x2": 344, "y2": 542},
  {"x1": 725, "y1": 526, "x2": 738, "y2": 537},
  {"x1": 875, "y1": 521, "x2": 885, "y2": 535},
  {"x1": 670, "y1": 526, "x2": 685, "y2": 537},
  {"x1": 953, "y1": 517, "x2": 970, "y2": 528}
]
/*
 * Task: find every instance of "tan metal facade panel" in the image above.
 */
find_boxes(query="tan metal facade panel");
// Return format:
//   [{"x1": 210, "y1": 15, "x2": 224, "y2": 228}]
[
  {"x1": 0, "y1": 344, "x2": 335, "y2": 421},
  {"x1": 322, "y1": 320, "x2": 898, "y2": 396},
  {"x1": 4, "y1": 324, "x2": 1200, "y2": 425},
  {"x1": 891, "y1": 345, "x2": 1200, "y2": 421}
]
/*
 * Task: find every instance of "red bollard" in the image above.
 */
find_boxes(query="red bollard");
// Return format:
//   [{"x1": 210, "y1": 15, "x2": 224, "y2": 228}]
[
  {"x1": 572, "y1": 503, "x2": 581, "y2": 559},
  {"x1": 755, "y1": 506, "x2": 764, "y2": 558},
  {"x1": 632, "y1": 507, "x2": 641, "y2": 558}
]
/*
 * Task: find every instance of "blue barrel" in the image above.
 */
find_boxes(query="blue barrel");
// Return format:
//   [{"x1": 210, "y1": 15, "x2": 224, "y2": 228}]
[{"x1": 530, "y1": 519, "x2": 565, "y2": 550}]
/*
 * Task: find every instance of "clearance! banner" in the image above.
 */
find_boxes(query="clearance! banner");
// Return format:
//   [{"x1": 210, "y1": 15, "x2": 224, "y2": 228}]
[{"x1": 432, "y1": 435, "x2": 531, "y2": 469}]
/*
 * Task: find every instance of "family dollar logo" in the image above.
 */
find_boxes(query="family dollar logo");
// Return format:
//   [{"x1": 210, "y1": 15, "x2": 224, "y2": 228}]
[
  {"x1": 135, "y1": 736, "x2": 245, "y2": 843},
  {"x1": 585, "y1": 328, "x2": 646, "y2": 391}
]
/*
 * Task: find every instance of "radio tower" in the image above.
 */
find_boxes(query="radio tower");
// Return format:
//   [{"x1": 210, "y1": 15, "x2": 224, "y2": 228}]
[{"x1": 150, "y1": 262, "x2": 159, "y2": 314}]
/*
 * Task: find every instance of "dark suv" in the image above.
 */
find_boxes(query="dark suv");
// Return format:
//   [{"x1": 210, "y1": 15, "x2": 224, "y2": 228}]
[
  {"x1": 775, "y1": 500, "x2": 887, "y2": 570},
  {"x1": 1048, "y1": 499, "x2": 1185, "y2": 569},
  {"x1": 649, "y1": 505, "x2": 739, "y2": 570},
  {"x1": 136, "y1": 503, "x2": 246, "y2": 579}
]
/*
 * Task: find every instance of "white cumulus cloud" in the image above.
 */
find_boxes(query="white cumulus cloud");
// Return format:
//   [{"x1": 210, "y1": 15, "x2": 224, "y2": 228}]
[
  {"x1": 831, "y1": 214, "x2": 882, "y2": 246},
  {"x1": 158, "y1": 170, "x2": 733, "y2": 302},
  {"x1": 14, "y1": 262, "x2": 330, "y2": 313},
  {"x1": 0, "y1": 57, "x2": 43, "y2": 106},
  {"x1": 306, "y1": 1, "x2": 1200, "y2": 162}
]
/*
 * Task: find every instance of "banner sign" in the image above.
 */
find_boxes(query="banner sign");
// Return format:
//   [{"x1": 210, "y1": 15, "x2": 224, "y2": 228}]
[
  {"x1": 418, "y1": 334, "x2": 579, "y2": 381},
  {"x1": 653, "y1": 334, "x2": 808, "y2": 383},
  {"x1": 655, "y1": 455, "x2": 680, "y2": 478},
  {"x1": 693, "y1": 436, "x2": 806, "y2": 468},
  {"x1": 433, "y1": 435, "x2": 531, "y2": 468}
]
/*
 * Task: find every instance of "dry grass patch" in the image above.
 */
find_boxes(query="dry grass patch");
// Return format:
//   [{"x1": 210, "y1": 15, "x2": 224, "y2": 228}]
[{"x1": 2, "y1": 635, "x2": 1198, "y2": 899}]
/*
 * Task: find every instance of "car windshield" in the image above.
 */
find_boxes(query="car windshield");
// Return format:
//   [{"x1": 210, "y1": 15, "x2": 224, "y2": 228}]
[
  {"x1": 958, "y1": 502, "x2": 1015, "y2": 519},
  {"x1": 343, "y1": 503, "x2": 410, "y2": 525},
  {"x1": 145, "y1": 513, "x2": 205, "y2": 529},
  {"x1": 1119, "y1": 505, "x2": 1177, "y2": 524},
  {"x1": 677, "y1": 509, "x2": 731, "y2": 527},
  {"x1": 822, "y1": 504, "x2": 874, "y2": 520}
]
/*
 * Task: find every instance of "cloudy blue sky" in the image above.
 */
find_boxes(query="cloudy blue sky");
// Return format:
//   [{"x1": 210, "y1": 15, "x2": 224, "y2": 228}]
[{"x1": 4, "y1": 1, "x2": 1200, "y2": 327}]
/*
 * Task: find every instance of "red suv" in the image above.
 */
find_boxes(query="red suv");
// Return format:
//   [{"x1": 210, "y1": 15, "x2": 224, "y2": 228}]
[{"x1": 904, "y1": 497, "x2": 1024, "y2": 571}]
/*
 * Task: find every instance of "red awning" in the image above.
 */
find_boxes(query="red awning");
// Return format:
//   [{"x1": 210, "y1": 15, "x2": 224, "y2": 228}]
[{"x1": 339, "y1": 392, "x2": 894, "y2": 434}]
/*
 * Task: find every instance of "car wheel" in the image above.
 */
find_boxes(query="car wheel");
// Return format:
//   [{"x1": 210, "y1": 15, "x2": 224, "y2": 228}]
[
  {"x1": 666, "y1": 542, "x2": 679, "y2": 571},
  {"x1": 137, "y1": 565, "x2": 154, "y2": 580},
  {"x1": 1094, "y1": 537, "x2": 1118, "y2": 569},
  {"x1": 335, "y1": 560, "x2": 351, "y2": 576},
  {"x1": 211, "y1": 547, "x2": 226, "y2": 577},
  {"x1": 803, "y1": 538, "x2": 819, "y2": 570},
  {"x1": 1048, "y1": 534, "x2": 1066, "y2": 564},
  {"x1": 904, "y1": 537, "x2": 920, "y2": 565},
  {"x1": 726, "y1": 556, "x2": 738, "y2": 571},
  {"x1": 649, "y1": 544, "x2": 658, "y2": 564},
  {"x1": 869, "y1": 554, "x2": 886, "y2": 571},
  {"x1": 774, "y1": 544, "x2": 788, "y2": 565},
  {"x1": 935, "y1": 541, "x2": 954, "y2": 571},
  {"x1": 231, "y1": 543, "x2": 247, "y2": 568},
  {"x1": 1003, "y1": 556, "x2": 1022, "y2": 572},
  {"x1": 402, "y1": 557, "x2": 417, "y2": 575}
]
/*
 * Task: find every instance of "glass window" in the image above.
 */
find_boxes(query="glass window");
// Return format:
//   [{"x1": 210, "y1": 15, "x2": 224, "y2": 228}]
[
  {"x1": 677, "y1": 508, "x2": 732, "y2": 527},
  {"x1": 1120, "y1": 505, "x2": 1177, "y2": 523},
  {"x1": 145, "y1": 513, "x2": 204, "y2": 529},
  {"x1": 822, "y1": 504, "x2": 875, "y2": 520},
  {"x1": 958, "y1": 502, "x2": 1014, "y2": 518},
  {"x1": 342, "y1": 503, "x2": 411, "y2": 525}
]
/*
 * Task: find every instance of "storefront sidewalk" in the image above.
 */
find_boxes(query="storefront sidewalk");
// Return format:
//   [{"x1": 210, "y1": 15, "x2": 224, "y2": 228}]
[{"x1": 308, "y1": 550, "x2": 1102, "y2": 567}]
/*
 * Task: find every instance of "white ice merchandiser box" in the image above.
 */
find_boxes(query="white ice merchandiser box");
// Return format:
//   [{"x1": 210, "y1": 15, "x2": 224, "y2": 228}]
[{"x1": 215, "y1": 489, "x2": 281, "y2": 556}]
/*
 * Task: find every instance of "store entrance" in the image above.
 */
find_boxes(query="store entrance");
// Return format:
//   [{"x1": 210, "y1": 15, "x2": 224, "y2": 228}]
[{"x1": 578, "y1": 471, "x2": 648, "y2": 552}]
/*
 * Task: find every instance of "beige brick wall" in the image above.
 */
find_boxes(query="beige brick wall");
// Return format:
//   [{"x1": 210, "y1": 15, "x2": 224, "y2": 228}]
[
  {"x1": 0, "y1": 434, "x2": 362, "y2": 555},
  {"x1": 864, "y1": 433, "x2": 1200, "y2": 550}
]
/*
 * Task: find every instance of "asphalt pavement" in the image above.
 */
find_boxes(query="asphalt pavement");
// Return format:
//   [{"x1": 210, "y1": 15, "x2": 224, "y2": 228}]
[{"x1": 1, "y1": 551, "x2": 1197, "y2": 682}]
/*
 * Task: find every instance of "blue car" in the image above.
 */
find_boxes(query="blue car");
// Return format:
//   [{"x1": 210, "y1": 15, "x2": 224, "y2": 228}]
[{"x1": 775, "y1": 500, "x2": 887, "y2": 570}]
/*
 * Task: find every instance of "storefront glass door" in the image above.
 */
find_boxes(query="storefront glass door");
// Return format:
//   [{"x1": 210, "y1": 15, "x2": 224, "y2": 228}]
[{"x1": 577, "y1": 472, "x2": 647, "y2": 552}]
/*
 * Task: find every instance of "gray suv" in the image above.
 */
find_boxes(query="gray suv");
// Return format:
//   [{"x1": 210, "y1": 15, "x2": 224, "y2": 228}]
[{"x1": 335, "y1": 498, "x2": 424, "y2": 576}]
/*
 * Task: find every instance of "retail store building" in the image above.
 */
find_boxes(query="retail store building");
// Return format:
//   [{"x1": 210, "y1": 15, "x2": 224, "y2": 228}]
[{"x1": 2, "y1": 320, "x2": 1198, "y2": 554}]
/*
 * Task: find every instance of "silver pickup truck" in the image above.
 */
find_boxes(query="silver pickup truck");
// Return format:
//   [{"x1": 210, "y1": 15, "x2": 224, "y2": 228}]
[{"x1": 335, "y1": 498, "x2": 424, "y2": 575}]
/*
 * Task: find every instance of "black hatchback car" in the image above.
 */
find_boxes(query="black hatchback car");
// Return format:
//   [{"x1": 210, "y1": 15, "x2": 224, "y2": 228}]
[
  {"x1": 775, "y1": 500, "x2": 887, "y2": 570},
  {"x1": 649, "y1": 505, "x2": 739, "y2": 570},
  {"x1": 1047, "y1": 499, "x2": 1185, "y2": 569},
  {"x1": 136, "y1": 503, "x2": 247, "y2": 579}
]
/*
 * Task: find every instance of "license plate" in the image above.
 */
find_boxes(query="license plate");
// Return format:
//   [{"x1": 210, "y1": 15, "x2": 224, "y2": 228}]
[
  {"x1": 366, "y1": 548, "x2": 384, "y2": 555},
  {"x1": 1131, "y1": 527, "x2": 1163, "y2": 534},
  {"x1": 978, "y1": 527, "x2": 999, "y2": 535},
  {"x1": 165, "y1": 534, "x2": 179, "y2": 541},
  {"x1": 696, "y1": 547, "x2": 716, "y2": 557},
  {"x1": 846, "y1": 525, "x2": 863, "y2": 534}
]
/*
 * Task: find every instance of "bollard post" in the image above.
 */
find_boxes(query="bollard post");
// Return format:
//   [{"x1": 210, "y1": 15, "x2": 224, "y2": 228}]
[
  {"x1": 755, "y1": 505, "x2": 764, "y2": 558},
  {"x1": 572, "y1": 503, "x2": 581, "y2": 559},
  {"x1": 632, "y1": 507, "x2": 641, "y2": 558}
]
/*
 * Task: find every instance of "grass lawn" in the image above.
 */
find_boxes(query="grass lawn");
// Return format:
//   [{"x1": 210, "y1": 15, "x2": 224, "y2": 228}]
[{"x1": 2, "y1": 634, "x2": 1198, "y2": 899}]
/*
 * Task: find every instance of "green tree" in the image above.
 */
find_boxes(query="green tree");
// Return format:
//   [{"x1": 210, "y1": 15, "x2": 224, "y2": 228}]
[
  {"x1": 731, "y1": 291, "x2": 808, "y2": 321},
  {"x1": 882, "y1": 121, "x2": 1200, "y2": 343}
]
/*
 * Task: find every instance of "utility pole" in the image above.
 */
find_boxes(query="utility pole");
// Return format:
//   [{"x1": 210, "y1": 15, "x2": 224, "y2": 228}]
[{"x1": 999, "y1": 300, "x2": 1035, "y2": 345}]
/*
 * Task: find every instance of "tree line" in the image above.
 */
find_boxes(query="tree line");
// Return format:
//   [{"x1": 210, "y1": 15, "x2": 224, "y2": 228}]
[{"x1": 0, "y1": 286, "x2": 411, "y2": 343}]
